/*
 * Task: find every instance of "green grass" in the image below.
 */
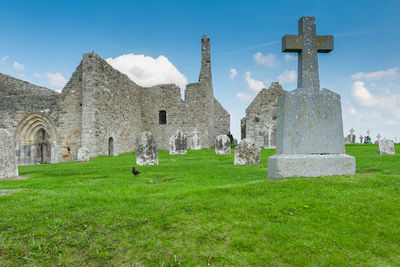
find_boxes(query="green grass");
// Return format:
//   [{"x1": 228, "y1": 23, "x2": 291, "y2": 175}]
[{"x1": 1, "y1": 144, "x2": 400, "y2": 266}]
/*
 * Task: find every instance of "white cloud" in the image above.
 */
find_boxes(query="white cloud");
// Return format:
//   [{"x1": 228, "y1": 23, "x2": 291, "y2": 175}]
[
  {"x1": 229, "y1": 68, "x2": 237, "y2": 79},
  {"x1": 106, "y1": 53, "x2": 187, "y2": 89},
  {"x1": 46, "y1": 72, "x2": 67, "y2": 88},
  {"x1": 284, "y1": 54, "x2": 297, "y2": 62},
  {"x1": 34, "y1": 73, "x2": 42, "y2": 78},
  {"x1": 1, "y1": 56, "x2": 9, "y2": 63},
  {"x1": 253, "y1": 52, "x2": 279, "y2": 67},
  {"x1": 244, "y1": 71, "x2": 265, "y2": 92},
  {"x1": 348, "y1": 107, "x2": 357, "y2": 116},
  {"x1": 13, "y1": 61, "x2": 24, "y2": 71},
  {"x1": 277, "y1": 70, "x2": 296, "y2": 84},
  {"x1": 351, "y1": 67, "x2": 399, "y2": 81},
  {"x1": 236, "y1": 92, "x2": 252, "y2": 101},
  {"x1": 351, "y1": 81, "x2": 377, "y2": 106}
]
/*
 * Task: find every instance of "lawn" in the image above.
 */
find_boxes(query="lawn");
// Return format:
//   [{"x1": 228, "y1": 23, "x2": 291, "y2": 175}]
[{"x1": 0, "y1": 144, "x2": 400, "y2": 266}]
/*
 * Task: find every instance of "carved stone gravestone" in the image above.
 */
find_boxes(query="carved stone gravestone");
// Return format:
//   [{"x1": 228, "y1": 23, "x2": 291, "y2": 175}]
[
  {"x1": 378, "y1": 138, "x2": 395, "y2": 155},
  {"x1": 0, "y1": 129, "x2": 18, "y2": 178},
  {"x1": 347, "y1": 128, "x2": 356, "y2": 144},
  {"x1": 215, "y1": 135, "x2": 231, "y2": 155},
  {"x1": 234, "y1": 138, "x2": 260, "y2": 165},
  {"x1": 190, "y1": 129, "x2": 201, "y2": 150},
  {"x1": 359, "y1": 135, "x2": 363, "y2": 144},
  {"x1": 77, "y1": 147, "x2": 89, "y2": 162},
  {"x1": 135, "y1": 132, "x2": 158, "y2": 165},
  {"x1": 169, "y1": 130, "x2": 187, "y2": 155},
  {"x1": 268, "y1": 17, "x2": 355, "y2": 178}
]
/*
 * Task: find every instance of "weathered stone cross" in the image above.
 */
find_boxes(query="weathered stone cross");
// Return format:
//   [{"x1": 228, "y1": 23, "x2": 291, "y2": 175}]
[
  {"x1": 350, "y1": 128, "x2": 355, "y2": 135},
  {"x1": 282, "y1": 17, "x2": 333, "y2": 89}
]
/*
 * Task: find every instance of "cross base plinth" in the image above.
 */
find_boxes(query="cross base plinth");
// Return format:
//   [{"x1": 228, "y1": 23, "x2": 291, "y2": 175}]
[{"x1": 268, "y1": 154, "x2": 355, "y2": 179}]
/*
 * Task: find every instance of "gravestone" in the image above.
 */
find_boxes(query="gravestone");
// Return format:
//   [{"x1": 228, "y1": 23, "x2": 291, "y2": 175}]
[
  {"x1": 190, "y1": 129, "x2": 201, "y2": 150},
  {"x1": 359, "y1": 135, "x2": 363, "y2": 144},
  {"x1": 169, "y1": 130, "x2": 187, "y2": 155},
  {"x1": 234, "y1": 138, "x2": 260, "y2": 165},
  {"x1": 135, "y1": 132, "x2": 158, "y2": 165},
  {"x1": 0, "y1": 129, "x2": 18, "y2": 178},
  {"x1": 215, "y1": 135, "x2": 231, "y2": 155},
  {"x1": 268, "y1": 17, "x2": 355, "y2": 178},
  {"x1": 378, "y1": 138, "x2": 395, "y2": 155},
  {"x1": 232, "y1": 139, "x2": 238, "y2": 145},
  {"x1": 375, "y1": 133, "x2": 381, "y2": 144},
  {"x1": 77, "y1": 147, "x2": 89, "y2": 162},
  {"x1": 347, "y1": 128, "x2": 356, "y2": 144}
]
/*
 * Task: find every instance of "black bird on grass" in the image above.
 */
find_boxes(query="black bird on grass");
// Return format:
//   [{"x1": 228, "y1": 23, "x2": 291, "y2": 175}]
[{"x1": 132, "y1": 166, "x2": 140, "y2": 176}]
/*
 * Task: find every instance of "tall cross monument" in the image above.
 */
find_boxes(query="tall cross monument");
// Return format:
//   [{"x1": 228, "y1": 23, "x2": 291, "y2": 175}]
[{"x1": 268, "y1": 17, "x2": 355, "y2": 179}]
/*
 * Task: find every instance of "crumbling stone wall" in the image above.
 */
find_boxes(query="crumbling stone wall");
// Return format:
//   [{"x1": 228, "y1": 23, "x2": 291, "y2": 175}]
[
  {"x1": 0, "y1": 35, "x2": 230, "y2": 164},
  {"x1": 241, "y1": 82, "x2": 286, "y2": 148}
]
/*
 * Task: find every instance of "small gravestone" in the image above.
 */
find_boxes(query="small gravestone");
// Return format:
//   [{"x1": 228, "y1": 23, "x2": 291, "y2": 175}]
[
  {"x1": 359, "y1": 135, "x2": 363, "y2": 144},
  {"x1": 0, "y1": 129, "x2": 18, "y2": 178},
  {"x1": 135, "y1": 132, "x2": 158, "y2": 165},
  {"x1": 190, "y1": 129, "x2": 201, "y2": 150},
  {"x1": 378, "y1": 138, "x2": 395, "y2": 155},
  {"x1": 346, "y1": 128, "x2": 356, "y2": 144},
  {"x1": 268, "y1": 17, "x2": 355, "y2": 178},
  {"x1": 169, "y1": 130, "x2": 187, "y2": 155},
  {"x1": 215, "y1": 135, "x2": 231, "y2": 155},
  {"x1": 77, "y1": 147, "x2": 89, "y2": 162},
  {"x1": 234, "y1": 138, "x2": 260, "y2": 165}
]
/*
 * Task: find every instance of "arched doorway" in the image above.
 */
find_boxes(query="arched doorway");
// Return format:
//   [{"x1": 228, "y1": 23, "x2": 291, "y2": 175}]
[
  {"x1": 15, "y1": 113, "x2": 57, "y2": 165},
  {"x1": 108, "y1": 137, "x2": 114, "y2": 156}
]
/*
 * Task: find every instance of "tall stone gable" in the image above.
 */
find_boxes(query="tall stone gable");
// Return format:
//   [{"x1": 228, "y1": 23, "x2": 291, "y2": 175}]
[
  {"x1": 0, "y1": 35, "x2": 230, "y2": 164},
  {"x1": 241, "y1": 82, "x2": 286, "y2": 148}
]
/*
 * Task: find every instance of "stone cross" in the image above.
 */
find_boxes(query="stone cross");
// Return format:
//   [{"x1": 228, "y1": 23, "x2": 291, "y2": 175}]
[
  {"x1": 350, "y1": 128, "x2": 355, "y2": 135},
  {"x1": 377, "y1": 133, "x2": 381, "y2": 141},
  {"x1": 282, "y1": 17, "x2": 333, "y2": 89}
]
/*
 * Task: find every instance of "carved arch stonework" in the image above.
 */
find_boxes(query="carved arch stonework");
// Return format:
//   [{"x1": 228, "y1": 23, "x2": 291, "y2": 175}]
[{"x1": 15, "y1": 113, "x2": 58, "y2": 165}]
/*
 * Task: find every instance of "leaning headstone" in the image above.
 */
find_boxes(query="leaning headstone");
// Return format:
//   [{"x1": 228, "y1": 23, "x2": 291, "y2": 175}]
[
  {"x1": 378, "y1": 138, "x2": 395, "y2": 155},
  {"x1": 77, "y1": 147, "x2": 89, "y2": 162},
  {"x1": 215, "y1": 135, "x2": 231, "y2": 155},
  {"x1": 0, "y1": 129, "x2": 18, "y2": 178},
  {"x1": 135, "y1": 132, "x2": 158, "y2": 165},
  {"x1": 268, "y1": 17, "x2": 355, "y2": 179},
  {"x1": 234, "y1": 138, "x2": 260, "y2": 165},
  {"x1": 169, "y1": 130, "x2": 187, "y2": 155},
  {"x1": 189, "y1": 129, "x2": 201, "y2": 150}
]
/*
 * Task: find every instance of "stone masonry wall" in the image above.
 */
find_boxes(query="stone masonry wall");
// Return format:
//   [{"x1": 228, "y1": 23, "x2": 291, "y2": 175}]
[
  {"x1": 80, "y1": 53, "x2": 142, "y2": 157},
  {"x1": 241, "y1": 82, "x2": 286, "y2": 148}
]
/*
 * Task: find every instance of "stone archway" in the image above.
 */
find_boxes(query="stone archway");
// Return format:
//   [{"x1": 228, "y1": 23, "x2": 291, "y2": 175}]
[{"x1": 15, "y1": 113, "x2": 57, "y2": 165}]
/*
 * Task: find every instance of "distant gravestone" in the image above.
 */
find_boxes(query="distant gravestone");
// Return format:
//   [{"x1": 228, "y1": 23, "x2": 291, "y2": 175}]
[
  {"x1": 169, "y1": 130, "x2": 187, "y2": 155},
  {"x1": 215, "y1": 135, "x2": 231, "y2": 155},
  {"x1": 375, "y1": 133, "x2": 382, "y2": 144},
  {"x1": 234, "y1": 138, "x2": 260, "y2": 165},
  {"x1": 0, "y1": 129, "x2": 18, "y2": 178},
  {"x1": 77, "y1": 147, "x2": 89, "y2": 162},
  {"x1": 190, "y1": 129, "x2": 201, "y2": 150},
  {"x1": 135, "y1": 132, "x2": 158, "y2": 165},
  {"x1": 359, "y1": 135, "x2": 363, "y2": 144},
  {"x1": 268, "y1": 17, "x2": 355, "y2": 178},
  {"x1": 232, "y1": 139, "x2": 238, "y2": 145},
  {"x1": 378, "y1": 138, "x2": 395, "y2": 155}
]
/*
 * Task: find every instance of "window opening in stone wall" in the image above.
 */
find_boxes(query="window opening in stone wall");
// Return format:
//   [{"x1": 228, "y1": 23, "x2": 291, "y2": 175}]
[
  {"x1": 159, "y1": 110, "x2": 167, "y2": 125},
  {"x1": 108, "y1": 137, "x2": 114, "y2": 156},
  {"x1": 272, "y1": 115, "x2": 277, "y2": 121},
  {"x1": 254, "y1": 117, "x2": 259, "y2": 122}
]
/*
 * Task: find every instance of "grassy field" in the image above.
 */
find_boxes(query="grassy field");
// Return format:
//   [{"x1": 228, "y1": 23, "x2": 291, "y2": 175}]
[{"x1": 0, "y1": 144, "x2": 400, "y2": 266}]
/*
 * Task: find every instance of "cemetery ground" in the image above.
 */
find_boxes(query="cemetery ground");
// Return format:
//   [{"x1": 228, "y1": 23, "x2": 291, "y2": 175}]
[{"x1": 1, "y1": 145, "x2": 400, "y2": 266}]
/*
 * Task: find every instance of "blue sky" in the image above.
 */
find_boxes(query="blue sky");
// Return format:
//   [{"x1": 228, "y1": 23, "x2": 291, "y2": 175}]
[{"x1": 1, "y1": 0, "x2": 400, "y2": 141}]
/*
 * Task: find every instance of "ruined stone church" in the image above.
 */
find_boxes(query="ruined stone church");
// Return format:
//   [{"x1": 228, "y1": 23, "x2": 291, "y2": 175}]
[
  {"x1": 241, "y1": 82, "x2": 286, "y2": 148},
  {"x1": 0, "y1": 35, "x2": 230, "y2": 165}
]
